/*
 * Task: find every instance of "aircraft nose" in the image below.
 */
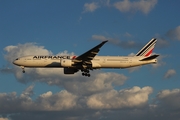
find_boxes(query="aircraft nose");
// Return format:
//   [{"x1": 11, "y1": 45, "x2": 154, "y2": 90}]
[
  {"x1": 13, "y1": 60, "x2": 17, "y2": 65},
  {"x1": 13, "y1": 59, "x2": 19, "y2": 65}
]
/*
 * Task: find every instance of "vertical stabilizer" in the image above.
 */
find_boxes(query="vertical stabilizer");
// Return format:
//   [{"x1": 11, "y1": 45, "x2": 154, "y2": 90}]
[{"x1": 136, "y1": 38, "x2": 157, "y2": 57}]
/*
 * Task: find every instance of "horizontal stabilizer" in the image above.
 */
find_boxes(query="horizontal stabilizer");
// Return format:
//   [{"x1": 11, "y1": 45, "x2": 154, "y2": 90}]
[{"x1": 140, "y1": 54, "x2": 159, "y2": 61}]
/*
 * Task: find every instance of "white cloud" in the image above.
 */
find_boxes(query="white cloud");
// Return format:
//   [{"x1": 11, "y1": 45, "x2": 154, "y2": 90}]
[
  {"x1": 87, "y1": 86, "x2": 153, "y2": 109},
  {"x1": 114, "y1": 0, "x2": 131, "y2": 12},
  {"x1": 166, "y1": 26, "x2": 180, "y2": 40},
  {"x1": 81, "y1": 0, "x2": 157, "y2": 15},
  {"x1": 83, "y1": 2, "x2": 99, "y2": 13},
  {"x1": 37, "y1": 90, "x2": 78, "y2": 111},
  {"x1": 164, "y1": 69, "x2": 176, "y2": 79},
  {"x1": 128, "y1": 52, "x2": 135, "y2": 56},
  {"x1": 1, "y1": 85, "x2": 180, "y2": 119},
  {"x1": 156, "y1": 89, "x2": 180, "y2": 110},
  {"x1": 0, "y1": 91, "x2": 32, "y2": 112},
  {"x1": 7, "y1": 66, "x2": 127, "y2": 96},
  {"x1": 4, "y1": 43, "x2": 53, "y2": 63},
  {"x1": 40, "y1": 91, "x2": 52, "y2": 98},
  {"x1": 114, "y1": 0, "x2": 157, "y2": 14},
  {"x1": 157, "y1": 89, "x2": 180, "y2": 99},
  {"x1": 0, "y1": 86, "x2": 153, "y2": 112},
  {"x1": 0, "y1": 88, "x2": 78, "y2": 112},
  {"x1": 61, "y1": 72, "x2": 127, "y2": 95},
  {"x1": 21, "y1": 85, "x2": 34, "y2": 98}
]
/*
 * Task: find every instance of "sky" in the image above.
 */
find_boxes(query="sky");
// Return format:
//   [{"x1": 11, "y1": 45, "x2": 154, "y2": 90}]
[{"x1": 0, "y1": 0, "x2": 180, "y2": 120}]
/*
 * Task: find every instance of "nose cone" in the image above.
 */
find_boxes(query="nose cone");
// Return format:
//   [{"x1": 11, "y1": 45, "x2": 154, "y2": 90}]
[
  {"x1": 13, "y1": 60, "x2": 17, "y2": 65},
  {"x1": 13, "y1": 59, "x2": 19, "y2": 65}
]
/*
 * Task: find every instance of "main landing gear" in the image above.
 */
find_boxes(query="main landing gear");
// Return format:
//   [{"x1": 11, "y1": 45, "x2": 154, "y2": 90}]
[{"x1": 81, "y1": 69, "x2": 90, "y2": 77}]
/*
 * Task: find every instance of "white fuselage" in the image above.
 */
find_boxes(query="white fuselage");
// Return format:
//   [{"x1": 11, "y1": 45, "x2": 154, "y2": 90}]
[{"x1": 13, "y1": 55, "x2": 157, "y2": 69}]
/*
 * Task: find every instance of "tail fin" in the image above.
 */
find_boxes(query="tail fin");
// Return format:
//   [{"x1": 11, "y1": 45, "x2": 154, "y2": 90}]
[{"x1": 136, "y1": 38, "x2": 157, "y2": 57}]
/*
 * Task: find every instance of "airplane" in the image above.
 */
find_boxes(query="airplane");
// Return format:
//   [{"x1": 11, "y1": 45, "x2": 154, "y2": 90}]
[{"x1": 13, "y1": 38, "x2": 159, "y2": 77}]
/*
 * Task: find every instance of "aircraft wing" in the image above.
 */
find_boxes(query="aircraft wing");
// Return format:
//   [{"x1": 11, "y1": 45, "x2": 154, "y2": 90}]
[{"x1": 72, "y1": 40, "x2": 108, "y2": 67}]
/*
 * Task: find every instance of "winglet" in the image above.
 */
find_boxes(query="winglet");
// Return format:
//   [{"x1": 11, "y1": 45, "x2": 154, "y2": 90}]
[
  {"x1": 100, "y1": 40, "x2": 108, "y2": 46},
  {"x1": 103, "y1": 40, "x2": 108, "y2": 43}
]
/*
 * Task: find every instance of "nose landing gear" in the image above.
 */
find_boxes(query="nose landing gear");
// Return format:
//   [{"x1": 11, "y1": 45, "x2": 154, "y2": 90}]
[{"x1": 21, "y1": 66, "x2": 25, "y2": 73}]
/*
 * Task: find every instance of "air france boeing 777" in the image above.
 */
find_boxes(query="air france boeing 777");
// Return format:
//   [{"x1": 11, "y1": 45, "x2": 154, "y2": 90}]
[{"x1": 13, "y1": 38, "x2": 159, "y2": 77}]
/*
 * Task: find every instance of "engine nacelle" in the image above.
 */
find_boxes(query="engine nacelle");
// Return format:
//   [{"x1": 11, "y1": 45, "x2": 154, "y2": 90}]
[
  {"x1": 91, "y1": 61, "x2": 101, "y2": 68},
  {"x1": 64, "y1": 68, "x2": 78, "y2": 74},
  {"x1": 61, "y1": 59, "x2": 73, "y2": 67}
]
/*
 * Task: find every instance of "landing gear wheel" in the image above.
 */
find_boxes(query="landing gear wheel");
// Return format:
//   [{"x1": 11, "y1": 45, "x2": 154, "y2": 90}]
[
  {"x1": 85, "y1": 70, "x2": 89, "y2": 73},
  {"x1": 81, "y1": 69, "x2": 91, "y2": 77}
]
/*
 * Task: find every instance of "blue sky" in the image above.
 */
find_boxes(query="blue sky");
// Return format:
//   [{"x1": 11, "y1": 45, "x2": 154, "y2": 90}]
[{"x1": 0, "y1": 0, "x2": 180, "y2": 120}]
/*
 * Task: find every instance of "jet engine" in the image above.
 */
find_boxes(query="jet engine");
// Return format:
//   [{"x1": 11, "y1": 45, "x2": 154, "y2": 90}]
[
  {"x1": 61, "y1": 59, "x2": 73, "y2": 67},
  {"x1": 64, "y1": 68, "x2": 78, "y2": 74},
  {"x1": 91, "y1": 61, "x2": 101, "y2": 68}
]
